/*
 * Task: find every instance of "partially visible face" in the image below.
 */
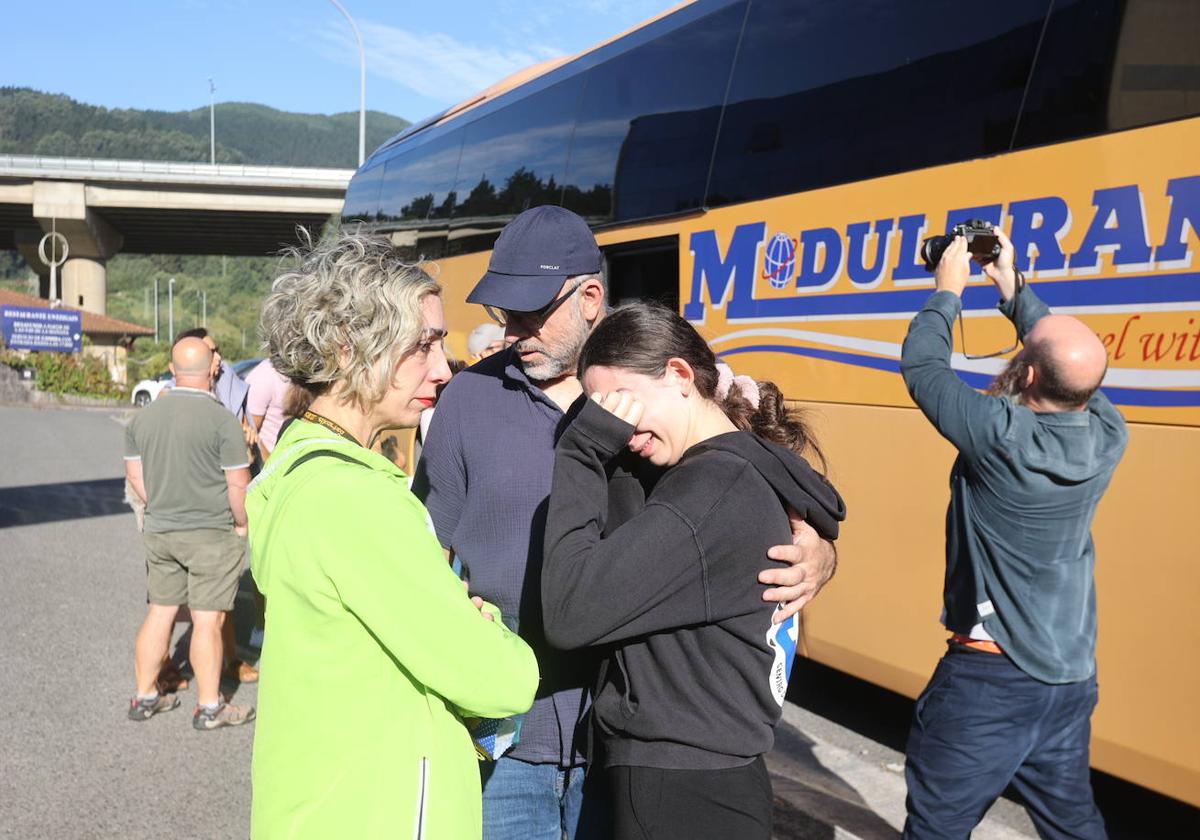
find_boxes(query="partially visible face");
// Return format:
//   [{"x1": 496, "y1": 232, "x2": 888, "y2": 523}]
[
  {"x1": 470, "y1": 338, "x2": 507, "y2": 364},
  {"x1": 507, "y1": 284, "x2": 590, "y2": 382},
  {"x1": 201, "y1": 335, "x2": 221, "y2": 380},
  {"x1": 581, "y1": 365, "x2": 692, "y2": 467},
  {"x1": 379, "y1": 294, "x2": 453, "y2": 429}
]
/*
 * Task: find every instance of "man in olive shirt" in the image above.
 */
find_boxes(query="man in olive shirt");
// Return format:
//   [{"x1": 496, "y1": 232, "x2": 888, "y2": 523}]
[{"x1": 124, "y1": 337, "x2": 255, "y2": 731}]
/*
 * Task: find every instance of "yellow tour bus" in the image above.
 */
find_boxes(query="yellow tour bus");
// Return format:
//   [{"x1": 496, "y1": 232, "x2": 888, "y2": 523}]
[{"x1": 343, "y1": 0, "x2": 1199, "y2": 806}]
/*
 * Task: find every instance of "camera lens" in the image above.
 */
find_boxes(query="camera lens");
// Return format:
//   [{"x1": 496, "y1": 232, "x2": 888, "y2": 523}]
[{"x1": 921, "y1": 235, "x2": 951, "y2": 273}]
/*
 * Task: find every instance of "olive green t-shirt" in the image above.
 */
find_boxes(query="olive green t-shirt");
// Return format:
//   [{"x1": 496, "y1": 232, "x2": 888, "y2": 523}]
[{"x1": 124, "y1": 387, "x2": 249, "y2": 533}]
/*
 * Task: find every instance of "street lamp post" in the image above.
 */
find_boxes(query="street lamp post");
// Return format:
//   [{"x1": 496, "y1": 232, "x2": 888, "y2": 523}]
[
  {"x1": 209, "y1": 78, "x2": 217, "y2": 165},
  {"x1": 328, "y1": 0, "x2": 366, "y2": 166},
  {"x1": 153, "y1": 278, "x2": 159, "y2": 343},
  {"x1": 168, "y1": 277, "x2": 176, "y2": 342}
]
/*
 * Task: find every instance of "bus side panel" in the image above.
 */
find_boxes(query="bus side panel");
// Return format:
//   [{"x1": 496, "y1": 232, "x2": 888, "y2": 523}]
[
  {"x1": 1086, "y1": 420, "x2": 1200, "y2": 806},
  {"x1": 799, "y1": 403, "x2": 1200, "y2": 806},
  {"x1": 679, "y1": 118, "x2": 1200, "y2": 427},
  {"x1": 680, "y1": 120, "x2": 1200, "y2": 804}
]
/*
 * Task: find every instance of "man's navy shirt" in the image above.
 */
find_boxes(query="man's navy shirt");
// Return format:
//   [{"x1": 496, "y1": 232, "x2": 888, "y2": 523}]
[{"x1": 413, "y1": 347, "x2": 601, "y2": 766}]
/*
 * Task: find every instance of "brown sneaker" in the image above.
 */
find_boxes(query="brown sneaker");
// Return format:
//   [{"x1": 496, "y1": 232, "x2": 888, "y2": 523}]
[
  {"x1": 222, "y1": 659, "x2": 259, "y2": 683},
  {"x1": 193, "y1": 702, "x2": 256, "y2": 731}
]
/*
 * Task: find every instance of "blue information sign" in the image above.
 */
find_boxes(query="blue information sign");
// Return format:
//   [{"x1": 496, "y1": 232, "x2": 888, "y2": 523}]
[{"x1": 1, "y1": 305, "x2": 83, "y2": 353}]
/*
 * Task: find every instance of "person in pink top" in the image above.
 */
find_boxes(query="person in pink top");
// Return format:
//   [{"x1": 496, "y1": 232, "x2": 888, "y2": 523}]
[{"x1": 245, "y1": 358, "x2": 291, "y2": 460}]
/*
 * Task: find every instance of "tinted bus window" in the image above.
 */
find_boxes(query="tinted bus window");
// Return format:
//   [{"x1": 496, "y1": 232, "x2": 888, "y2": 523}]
[
  {"x1": 448, "y1": 75, "x2": 585, "y2": 256},
  {"x1": 375, "y1": 129, "x2": 464, "y2": 260},
  {"x1": 562, "y1": 0, "x2": 746, "y2": 224},
  {"x1": 342, "y1": 161, "x2": 384, "y2": 222},
  {"x1": 1014, "y1": 0, "x2": 1200, "y2": 150},
  {"x1": 706, "y1": 0, "x2": 1047, "y2": 208},
  {"x1": 377, "y1": 129, "x2": 465, "y2": 226},
  {"x1": 603, "y1": 236, "x2": 680, "y2": 309}
]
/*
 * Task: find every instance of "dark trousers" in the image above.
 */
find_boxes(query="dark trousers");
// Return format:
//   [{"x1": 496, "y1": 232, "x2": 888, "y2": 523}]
[
  {"x1": 903, "y1": 644, "x2": 1106, "y2": 840},
  {"x1": 609, "y1": 757, "x2": 772, "y2": 840}
]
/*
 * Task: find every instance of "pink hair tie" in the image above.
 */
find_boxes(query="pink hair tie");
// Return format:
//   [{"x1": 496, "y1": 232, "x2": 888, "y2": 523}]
[{"x1": 715, "y1": 361, "x2": 760, "y2": 410}]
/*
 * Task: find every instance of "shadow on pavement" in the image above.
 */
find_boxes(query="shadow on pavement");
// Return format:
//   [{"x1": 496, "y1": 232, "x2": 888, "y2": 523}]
[
  {"x1": 0, "y1": 477, "x2": 129, "y2": 528},
  {"x1": 770, "y1": 720, "x2": 901, "y2": 839},
  {"x1": 786, "y1": 657, "x2": 1200, "y2": 839},
  {"x1": 787, "y1": 657, "x2": 914, "y2": 754}
]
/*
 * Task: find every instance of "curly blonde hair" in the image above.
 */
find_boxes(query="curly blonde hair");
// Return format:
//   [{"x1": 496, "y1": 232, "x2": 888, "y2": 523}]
[{"x1": 261, "y1": 229, "x2": 441, "y2": 410}]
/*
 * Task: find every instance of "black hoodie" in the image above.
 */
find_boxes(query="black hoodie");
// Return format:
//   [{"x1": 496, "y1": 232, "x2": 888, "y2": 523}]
[{"x1": 542, "y1": 399, "x2": 846, "y2": 770}]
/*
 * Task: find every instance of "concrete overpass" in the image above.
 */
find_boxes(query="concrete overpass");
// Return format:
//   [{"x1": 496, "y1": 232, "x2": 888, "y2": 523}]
[{"x1": 0, "y1": 155, "x2": 353, "y2": 315}]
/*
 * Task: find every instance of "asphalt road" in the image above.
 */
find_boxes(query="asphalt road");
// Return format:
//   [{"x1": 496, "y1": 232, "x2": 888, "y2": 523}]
[
  {"x1": 0, "y1": 405, "x2": 258, "y2": 839},
  {"x1": 1, "y1": 405, "x2": 1193, "y2": 839}
]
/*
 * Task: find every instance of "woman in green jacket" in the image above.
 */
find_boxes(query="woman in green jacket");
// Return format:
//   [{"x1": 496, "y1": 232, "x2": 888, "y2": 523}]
[{"x1": 247, "y1": 231, "x2": 539, "y2": 839}]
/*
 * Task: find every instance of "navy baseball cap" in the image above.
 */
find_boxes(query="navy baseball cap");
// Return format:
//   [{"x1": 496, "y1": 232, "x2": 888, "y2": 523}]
[{"x1": 467, "y1": 206, "x2": 603, "y2": 312}]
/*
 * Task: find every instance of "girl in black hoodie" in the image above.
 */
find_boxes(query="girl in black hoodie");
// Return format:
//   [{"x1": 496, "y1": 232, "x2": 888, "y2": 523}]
[{"x1": 542, "y1": 303, "x2": 846, "y2": 839}]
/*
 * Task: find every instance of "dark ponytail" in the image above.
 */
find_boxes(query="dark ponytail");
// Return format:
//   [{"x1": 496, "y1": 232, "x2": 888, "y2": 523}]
[{"x1": 579, "y1": 303, "x2": 825, "y2": 470}]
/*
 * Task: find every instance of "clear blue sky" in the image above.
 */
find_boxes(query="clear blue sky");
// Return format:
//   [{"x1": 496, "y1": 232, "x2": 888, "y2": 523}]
[{"x1": 2, "y1": 0, "x2": 672, "y2": 123}]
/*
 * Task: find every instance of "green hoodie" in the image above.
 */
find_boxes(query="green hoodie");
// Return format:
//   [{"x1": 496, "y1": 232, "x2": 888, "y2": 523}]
[{"x1": 247, "y1": 419, "x2": 538, "y2": 839}]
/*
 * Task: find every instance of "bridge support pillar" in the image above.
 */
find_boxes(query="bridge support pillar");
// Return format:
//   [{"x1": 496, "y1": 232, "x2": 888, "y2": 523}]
[
  {"x1": 13, "y1": 229, "x2": 49, "y2": 288},
  {"x1": 61, "y1": 257, "x2": 108, "y2": 315},
  {"x1": 29, "y1": 181, "x2": 122, "y2": 315}
]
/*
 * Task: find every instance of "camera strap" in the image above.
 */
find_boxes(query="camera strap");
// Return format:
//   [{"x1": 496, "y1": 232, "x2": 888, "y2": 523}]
[{"x1": 957, "y1": 268, "x2": 1027, "y2": 360}]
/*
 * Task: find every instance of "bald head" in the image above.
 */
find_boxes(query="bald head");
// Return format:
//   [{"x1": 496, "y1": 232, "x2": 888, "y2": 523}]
[
  {"x1": 1023, "y1": 315, "x2": 1108, "y2": 409},
  {"x1": 171, "y1": 337, "x2": 214, "y2": 386}
]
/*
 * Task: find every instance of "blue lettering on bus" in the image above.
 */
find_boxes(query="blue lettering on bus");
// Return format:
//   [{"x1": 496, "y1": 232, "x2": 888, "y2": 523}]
[
  {"x1": 1007, "y1": 196, "x2": 1069, "y2": 273},
  {"x1": 1155, "y1": 176, "x2": 1200, "y2": 267},
  {"x1": 683, "y1": 178, "x2": 1198, "y2": 322},
  {"x1": 796, "y1": 227, "x2": 843, "y2": 291},
  {"x1": 685, "y1": 222, "x2": 766, "y2": 321},
  {"x1": 890, "y1": 214, "x2": 929, "y2": 282},
  {"x1": 1069, "y1": 185, "x2": 1153, "y2": 271},
  {"x1": 846, "y1": 219, "x2": 895, "y2": 289}
]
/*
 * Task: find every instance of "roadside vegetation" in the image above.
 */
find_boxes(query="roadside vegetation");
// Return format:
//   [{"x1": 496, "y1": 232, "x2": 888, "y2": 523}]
[{"x1": 1, "y1": 344, "x2": 125, "y2": 400}]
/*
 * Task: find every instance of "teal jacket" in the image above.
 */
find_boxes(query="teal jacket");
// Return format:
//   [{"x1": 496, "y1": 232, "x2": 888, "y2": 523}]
[
  {"x1": 901, "y1": 287, "x2": 1128, "y2": 683},
  {"x1": 247, "y1": 419, "x2": 539, "y2": 838}
]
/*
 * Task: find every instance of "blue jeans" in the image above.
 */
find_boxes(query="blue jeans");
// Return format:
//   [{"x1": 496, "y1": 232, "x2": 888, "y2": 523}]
[
  {"x1": 481, "y1": 756, "x2": 606, "y2": 840},
  {"x1": 903, "y1": 644, "x2": 1106, "y2": 840}
]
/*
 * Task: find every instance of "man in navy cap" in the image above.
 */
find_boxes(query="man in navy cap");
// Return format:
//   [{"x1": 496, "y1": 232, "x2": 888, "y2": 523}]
[{"x1": 414, "y1": 206, "x2": 835, "y2": 839}]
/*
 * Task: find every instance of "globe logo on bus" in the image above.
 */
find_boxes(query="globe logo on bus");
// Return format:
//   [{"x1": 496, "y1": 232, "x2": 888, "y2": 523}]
[{"x1": 762, "y1": 232, "x2": 797, "y2": 289}]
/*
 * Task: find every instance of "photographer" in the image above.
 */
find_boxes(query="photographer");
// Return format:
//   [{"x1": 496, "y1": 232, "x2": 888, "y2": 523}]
[{"x1": 899, "y1": 227, "x2": 1127, "y2": 839}]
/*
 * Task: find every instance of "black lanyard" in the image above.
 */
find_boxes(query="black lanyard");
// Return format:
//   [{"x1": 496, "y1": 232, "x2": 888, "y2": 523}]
[{"x1": 301, "y1": 409, "x2": 362, "y2": 447}]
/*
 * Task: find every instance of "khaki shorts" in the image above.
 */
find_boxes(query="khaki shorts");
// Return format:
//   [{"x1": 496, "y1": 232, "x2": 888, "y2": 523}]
[{"x1": 143, "y1": 528, "x2": 246, "y2": 612}]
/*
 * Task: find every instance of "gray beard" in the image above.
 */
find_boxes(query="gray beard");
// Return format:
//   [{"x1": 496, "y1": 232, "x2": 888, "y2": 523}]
[
  {"x1": 521, "y1": 352, "x2": 575, "y2": 382},
  {"x1": 515, "y1": 302, "x2": 589, "y2": 383}
]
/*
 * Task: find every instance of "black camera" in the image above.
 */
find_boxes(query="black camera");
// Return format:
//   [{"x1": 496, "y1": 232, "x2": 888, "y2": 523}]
[{"x1": 921, "y1": 219, "x2": 1001, "y2": 272}]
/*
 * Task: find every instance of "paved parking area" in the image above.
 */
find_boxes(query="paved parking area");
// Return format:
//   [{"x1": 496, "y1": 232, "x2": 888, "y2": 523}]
[
  {"x1": 0, "y1": 406, "x2": 257, "y2": 838},
  {"x1": 1, "y1": 405, "x2": 1187, "y2": 838}
]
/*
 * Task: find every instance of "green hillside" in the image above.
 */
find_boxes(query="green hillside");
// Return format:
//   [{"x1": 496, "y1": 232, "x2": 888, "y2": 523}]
[
  {"x1": 0, "y1": 87, "x2": 409, "y2": 167},
  {"x1": 0, "y1": 89, "x2": 411, "y2": 380},
  {"x1": 106, "y1": 253, "x2": 290, "y2": 380}
]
